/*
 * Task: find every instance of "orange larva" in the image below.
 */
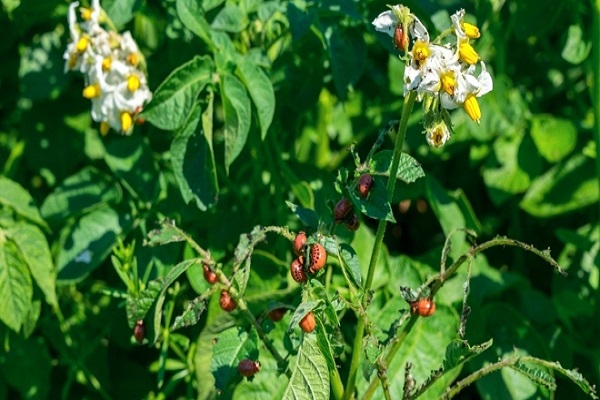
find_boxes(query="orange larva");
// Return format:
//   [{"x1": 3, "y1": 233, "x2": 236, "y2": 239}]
[
  {"x1": 203, "y1": 264, "x2": 218, "y2": 285},
  {"x1": 133, "y1": 319, "x2": 145, "y2": 344},
  {"x1": 309, "y1": 243, "x2": 327, "y2": 274},
  {"x1": 238, "y1": 359, "x2": 261, "y2": 377},
  {"x1": 293, "y1": 231, "x2": 307, "y2": 256},
  {"x1": 334, "y1": 198, "x2": 353, "y2": 223},
  {"x1": 290, "y1": 256, "x2": 307, "y2": 283},
  {"x1": 357, "y1": 174, "x2": 374, "y2": 198},
  {"x1": 299, "y1": 311, "x2": 316, "y2": 333},
  {"x1": 220, "y1": 290, "x2": 237, "y2": 312},
  {"x1": 410, "y1": 298, "x2": 436, "y2": 317}
]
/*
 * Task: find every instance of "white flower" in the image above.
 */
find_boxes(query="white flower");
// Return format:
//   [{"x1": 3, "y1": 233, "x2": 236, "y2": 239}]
[
  {"x1": 372, "y1": 5, "x2": 430, "y2": 42},
  {"x1": 425, "y1": 120, "x2": 451, "y2": 148}
]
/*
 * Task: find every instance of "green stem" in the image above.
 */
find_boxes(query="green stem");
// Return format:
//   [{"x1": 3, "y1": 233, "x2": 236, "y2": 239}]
[
  {"x1": 343, "y1": 92, "x2": 417, "y2": 400},
  {"x1": 593, "y1": 0, "x2": 600, "y2": 225}
]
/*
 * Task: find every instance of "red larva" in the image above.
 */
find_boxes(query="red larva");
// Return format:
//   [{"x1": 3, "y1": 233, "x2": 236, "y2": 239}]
[
  {"x1": 293, "y1": 231, "x2": 307, "y2": 256},
  {"x1": 238, "y1": 359, "x2": 261, "y2": 377},
  {"x1": 357, "y1": 174, "x2": 374, "y2": 198},
  {"x1": 299, "y1": 311, "x2": 316, "y2": 333},
  {"x1": 203, "y1": 264, "x2": 218, "y2": 285},
  {"x1": 133, "y1": 319, "x2": 145, "y2": 344},
  {"x1": 334, "y1": 198, "x2": 353, "y2": 223},
  {"x1": 290, "y1": 256, "x2": 307, "y2": 283},
  {"x1": 309, "y1": 243, "x2": 327, "y2": 274},
  {"x1": 344, "y1": 214, "x2": 360, "y2": 231},
  {"x1": 220, "y1": 290, "x2": 237, "y2": 312},
  {"x1": 410, "y1": 298, "x2": 436, "y2": 317}
]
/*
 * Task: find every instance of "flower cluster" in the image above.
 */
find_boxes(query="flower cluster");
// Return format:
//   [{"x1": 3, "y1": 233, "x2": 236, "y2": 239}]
[
  {"x1": 373, "y1": 5, "x2": 493, "y2": 148},
  {"x1": 64, "y1": 0, "x2": 151, "y2": 135}
]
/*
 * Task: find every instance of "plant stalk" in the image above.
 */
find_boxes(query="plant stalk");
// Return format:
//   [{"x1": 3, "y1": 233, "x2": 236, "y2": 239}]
[
  {"x1": 593, "y1": 0, "x2": 600, "y2": 225},
  {"x1": 343, "y1": 92, "x2": 417, "y2": 400}
]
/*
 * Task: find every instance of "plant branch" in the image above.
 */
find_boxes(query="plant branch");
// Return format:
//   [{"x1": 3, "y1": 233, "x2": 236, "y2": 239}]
[{"x1": 343, "y1": 91, "x2": 418, "y2": 400}]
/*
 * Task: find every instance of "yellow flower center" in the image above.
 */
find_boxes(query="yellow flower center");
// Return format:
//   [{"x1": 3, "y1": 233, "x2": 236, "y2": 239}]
[
  {"x1": 463, "y1": 94, "x2": 481, "y2": 124},
  {"x1": 412, "y1": 40, "x2": 431, "y2": 64},
  {"x1": 67, "y1": 53, "x2": 79, "y2": 69},
  {"x1": 102, "y1": 57, "x2": 112, "y2": 71},
  {"x1": 127, "y1": 75, "x2": 141, "y2": 92},
  {"x1": 440, "y1": 70, "x2": 456, "y2": 96},
  {"x1": 82, "y1": 83, "x2": 101, "y2": 99},
  {"x1": 100, "y1": 121, "x2": 110, "y2": 136},
  {"x1": 121, "y1": 112, "x2": 133, "y2": 133},
  {"x1": 459, "y1": 41, "x2": 479, "y2": 65},
  {"x1": 75, "y1": 36, "x2": 90, "y2": 53},
  {"x1": 126, "y1": 53, "x2": 140, "y2": 67},
  {"x1": 461, "y1": 22, "x2": 481, "y2": 39},
  {"x1": 431, "y1": 127, "x2": 445, "y2": 147},
  {"x1": 80, "y1": 7, "x2": 92, "y2": 21}
]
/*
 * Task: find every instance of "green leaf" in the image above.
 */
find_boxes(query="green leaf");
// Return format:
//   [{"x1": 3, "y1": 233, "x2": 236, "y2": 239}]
[
  {"x1": 348, "y1": 176, "x2": 395, "y2": 222},
  {"x1": 210, "y1": 327, "x2": 259, "y2": 390},
  {"x1": 283, "y1": 334, "x2": 330, "y2": 400},
  {"x1": 286, "y1": 201, "x2": 319, "y2": 229},
  {"x1": 126, "y1": 279, "x2": 162, "y2": 328},
  {"x1": 102, "y1": 0, "x2": 136, "y2": 27},
  {"x1": 237, "y1": 58, "x2": 275, "y2": 140},
  {"x1": 232, "y1": 226, "x2": 267, "y2": 297},
  {"x1": 288, "y1": 300, "x2": 321, "y2": 334},
  {"x1": 203, "y1": 0, "x2": 225, "y2": 11},
  {"x1": 40, "y1": 167, "x2": 121, "y2": 223},
  {"x1": 442, "y1": 339, "x2": 493, "y2": 370},
  {"x1": 0, "y1": 241, "x2": 33, "y2": 332},
  {"x1": 223, "y1": 73, "x2": 252, "y2": 171},
  {"x1": 529, "y1": 115, "x2": 577, "y2": 162},
  {"x1": 562, "y1": 25, "x2": 591, "y2": 64},
  {"x1": 321, "y1": 21, "x2": 365, "y2": 99},
  {"x1": 56, "y1": 206, "x2": 133, "y2": 283},
  {"x1": 176, "y1": 0, "x2": 213, "y2": 45},
  {"x1": 520, "y1": 153, "x2": 599, "y2": 217},
  {"x1": 140, "y1": 56, "x2": 214, "y2": 130},
  {"x1": 171, "y1": 103, "x2": 219, "y2": 211},
  {"x1": 338, "y1": 243, "x2": 362, "y2": 287},
  {"x1": 483, "y1": 133, "x2": 542, "y2": 205},
  {"x1": 370, "y1": 151, "x2": 425, "y2": 183},
  {"x1": 509, "y1": 361, "x2": 556, "y2": 391},
  {"x1": 105, "y1": 136, "x2": 161, "y2": 203},
  {"x1": 7, "y1": 222, "x2": 57, "y2": 306},
  {"x1": 152, "y1": 259, "x2": 198, "y2": 342},
  {"x1": 287, "y1": 2, "x2": 316, "y2": 41},
  {"x1": 143, "y1": 219, "x2": 187, "y2": 247},
  {"x1": 211, "y1": 4, "x2": 247, "y2": 33},
  {"x1": 0, "y1": 176, "x2": 48, "y2": 230},
  {"x1": 0, "y1": 333, "x2": 51, "y2": 399},
  {"x1": 171, "y1": 297, "x2": 207, "y2": 331}
]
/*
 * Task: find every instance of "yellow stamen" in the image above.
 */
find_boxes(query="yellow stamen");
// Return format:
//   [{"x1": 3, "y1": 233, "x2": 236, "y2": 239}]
[
  {"x1": 412, "y1": 40, "x2": 431, "y2": 64},
  {"x1": 100, "y1": 122, "x2": 110, "y2": 136},
  {"x1": 127, "y1": 75, "x2": 140, "y2": 92},
  {"x1": 82, "y1": 83, "x2": 101, "y2": 99},
  {"x1": 461, "y1": 22, "x2": 480, "y2": 39},
  {"x1": 121, "y1": 112, "x2": 133, "y2": 133},
  {"x1": 75, "y1": 36, "x2": 90, "y2": 53},
  {"x1": 431, "y1": 127, "x2": 445, "y2": 147},
  {"x1": 80, "y1": 7, "x2": 92, "y2": 21},
  {"x1": 440, "y1": 70, "x2": 456, "y2": 96},
  {"x1": 459, "y1": 41, "x2": 479, "y2": 65},
  {"x1": 126, "y1": 53, "x2": 140, "y2": 67},
  {"x1": 102, "y1": 57, "x2": 112, "y2": 71},
  {"x1": 464, "y1": 94, "x2": 481, "y2": 123}
]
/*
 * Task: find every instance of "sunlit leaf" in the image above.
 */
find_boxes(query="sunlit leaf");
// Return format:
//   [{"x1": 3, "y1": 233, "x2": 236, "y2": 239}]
[
  {"x1": 530, "y1": 115, "x2": 577, "y2": 162},
  {"x1": 237, "y1": 58, "x2": 275, "y2": 140},
  {"x1": 0, "y1": 241, "x2": 32, "y2": 332},
  {"x1": 282, "y1": 334, "x2": 329, "y2": 400},
  {"x1": 223, "y1": 73, "x2": 252, "y2": 171},
  {"x1": 210, "y1": 327, "x2": 259, "y2": 390},
  {"x1": 0, "y1": 176, "x2": 48, "y2": 230}
]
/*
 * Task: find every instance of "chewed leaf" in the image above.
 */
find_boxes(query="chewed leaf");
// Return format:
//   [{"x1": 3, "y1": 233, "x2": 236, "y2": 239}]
[
  {"x1": 171, "y1": 297, "x2": 207, "y2": 331},
  {"x1": 210, "y1": 327, "x2": 259, "y2": 390},
  {"x1": 442, "y1": 339, "x2": 493, "y2": 370},
  {"x1": 144, "y1": 220, "x2": 186, "y2": 247},
  {"x1": 370, "y1": 150, "x2": 425, "y2": 183}
]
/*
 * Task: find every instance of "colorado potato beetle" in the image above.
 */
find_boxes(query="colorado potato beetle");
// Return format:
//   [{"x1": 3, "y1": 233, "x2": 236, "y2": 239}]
[
  {"x1": 410, "y1": 298, "x2": 436, "y2": 317},
  {"x1": 238, "y1": 359, "x2": 261, "y2": 377},
  {"x1": 293, "y1": 231, "x2": 307, "y2": 256},
  {"x1": 334, "y1": 198, "x2": 353, "y2": 223},
  {"x1": 357, "y1": 174, "x2": 374, "y2": 198},
  {"x1": 203, "y1": 264, "x2": 218, "y2": 285},
  {"x1": 299, "y1": 311, "x2": 316, "y2": 333},
  {"x1": 290, "y1": 256, "x2": 307, "y2": 283},
  {"x1": 309, "y1": 243, "x2": 327, "y2": 274},
  {"x1": 220, "y1": 290, "x2": 237, "y2": 312},
  {"x1": 133, "y1": 319, "x2": 145, "y2": 344}
]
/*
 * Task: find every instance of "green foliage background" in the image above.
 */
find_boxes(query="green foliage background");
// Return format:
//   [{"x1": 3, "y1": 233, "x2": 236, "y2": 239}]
[{"x1": 0, "y1": 0, "x2": 598, "y2": 399}]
